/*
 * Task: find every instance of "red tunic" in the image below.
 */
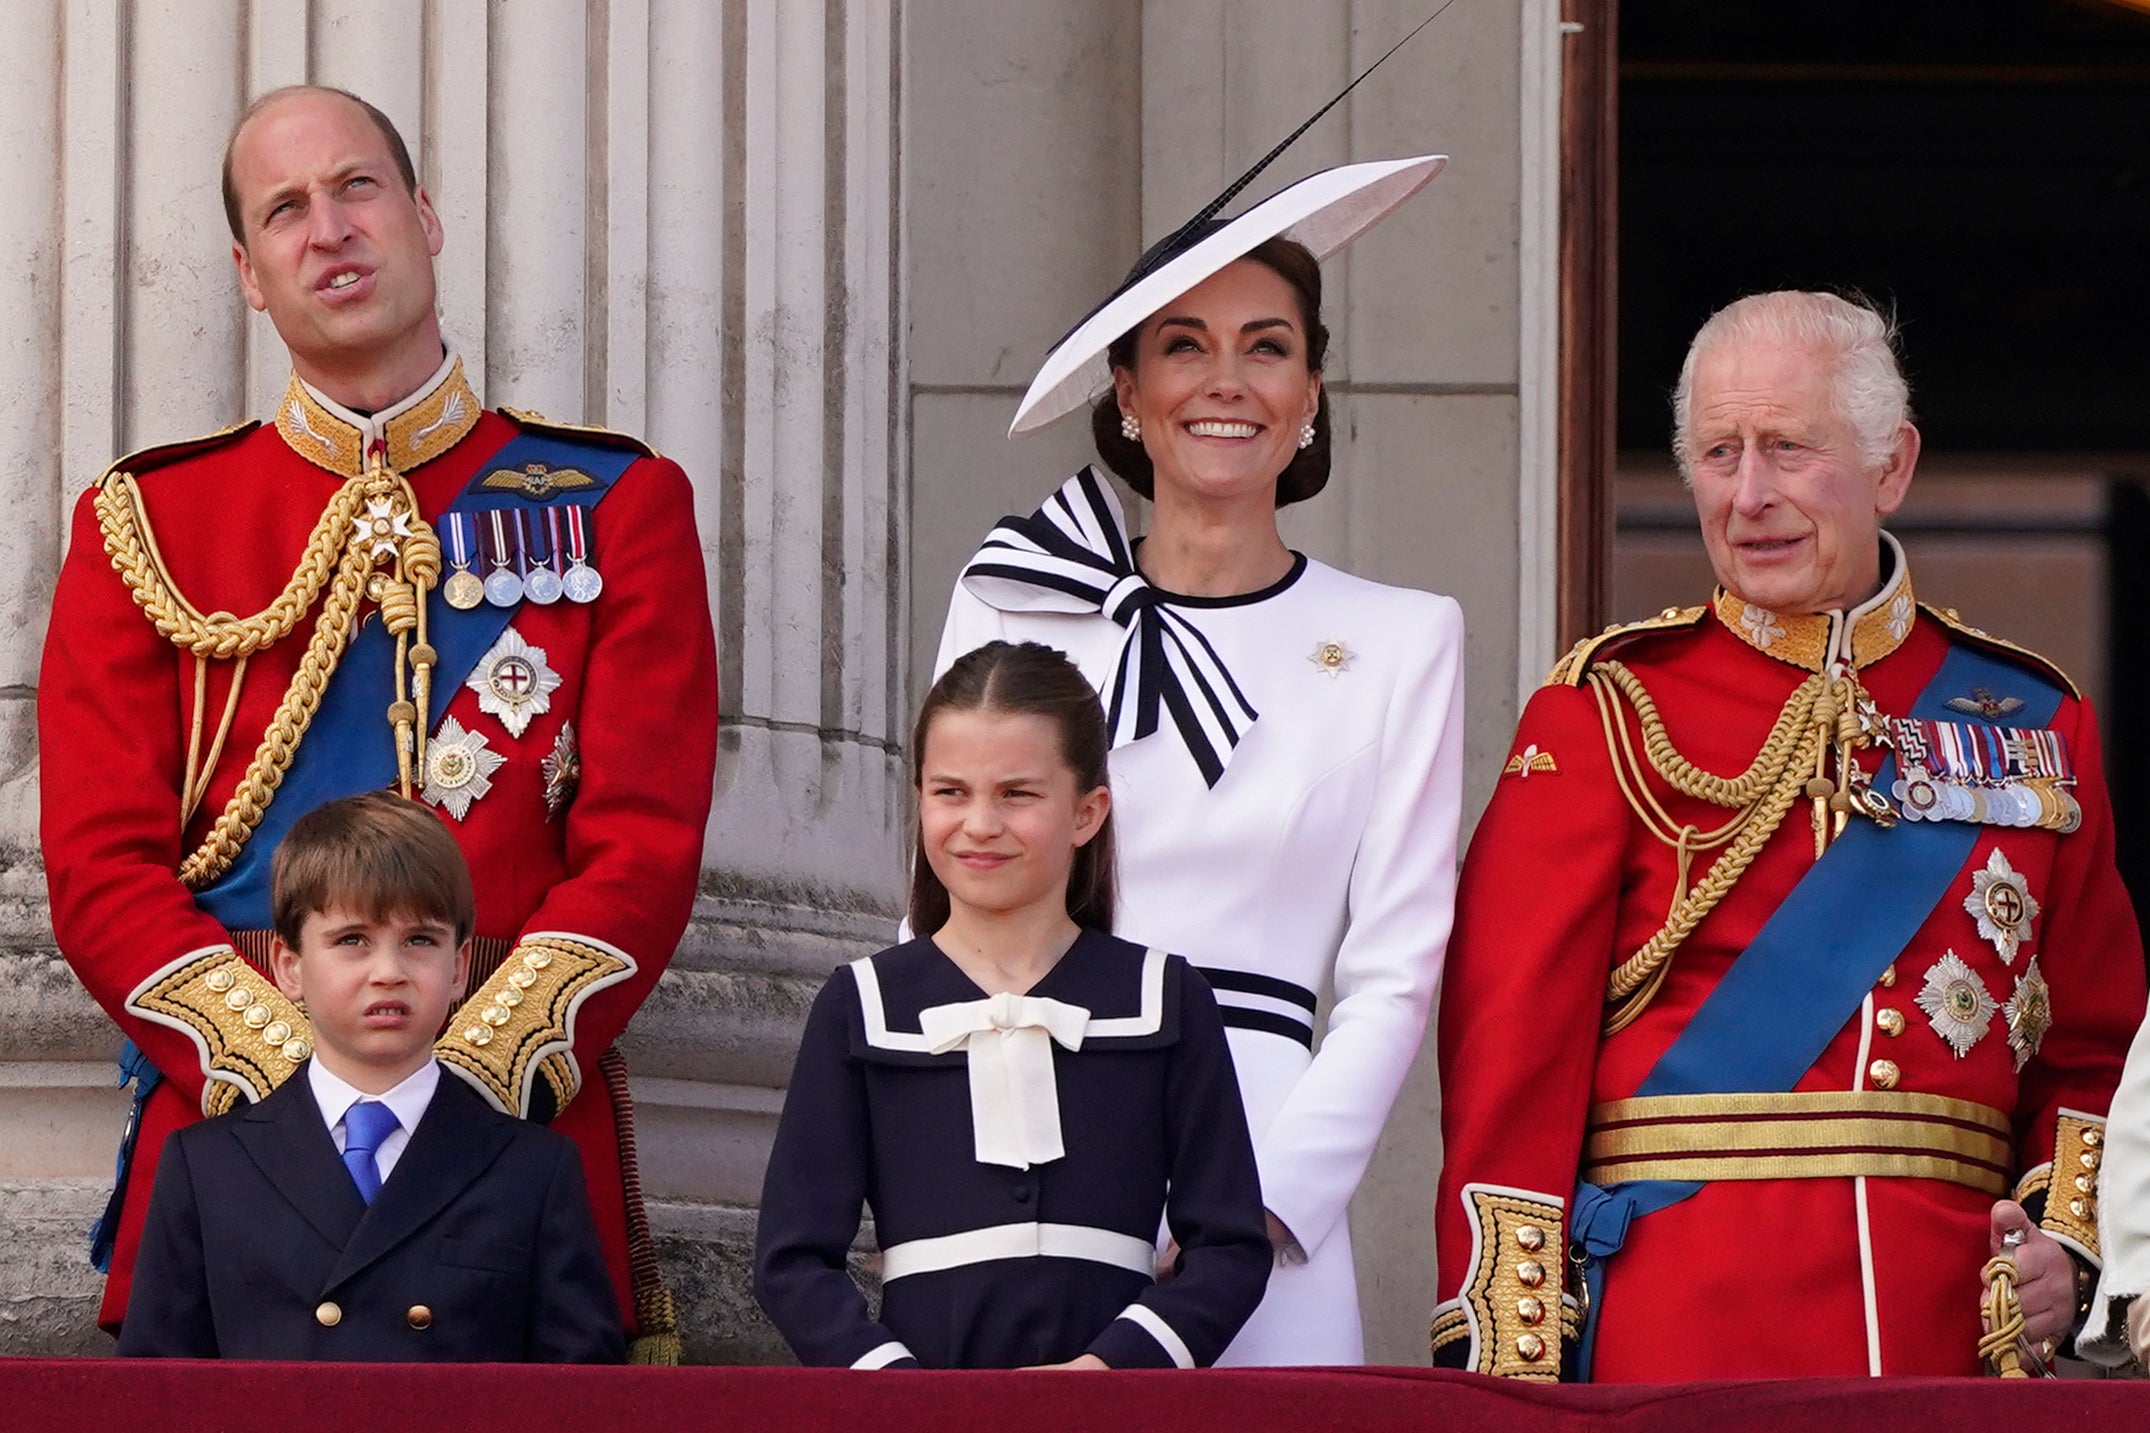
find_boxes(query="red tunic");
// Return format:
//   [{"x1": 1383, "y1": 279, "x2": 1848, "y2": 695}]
[
  {"x1": 40, "y1": 376, "x2": 717, "y2": 1334},
  {"x1": 1432, "y1": 567, "x2": 2143, "y2": 1381}
]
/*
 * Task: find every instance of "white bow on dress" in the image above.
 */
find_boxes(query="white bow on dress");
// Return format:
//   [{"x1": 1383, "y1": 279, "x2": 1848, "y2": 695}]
[{"x1": 919, "y1": 992, "x2": 1089, "y2": 1170}]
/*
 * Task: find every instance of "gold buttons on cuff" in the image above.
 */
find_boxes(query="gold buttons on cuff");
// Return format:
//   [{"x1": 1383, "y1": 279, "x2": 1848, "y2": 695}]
[
  {"x1": 2084, "y1": 1127, "x2": 2103, "y2": 1148},
  {"x1": 481, "y1": 1005, "x2": 512, "y2": 1027},
  {"x1": 282, "y1": 1038, "x2": 311, "y2": 1063},
  {"x1": 2071, "y1": 1199, "x2": 2089, "y2": 1218},
  {"x1": 1876, "y1": 1009, "x2": 1905, "y2": 1037},
  {"x1": 406, "y1": 1305, "x2": 433, "y2": 1331},
  {"x1": 508, "y1": 967, "x2": 537, "y2": 989},
  {"x1": 495, "y1": 987, "x2": 524, "y2": 1008},
  {"x1": 1517, "y1": 1296, "x2": 1546, "y2": 1325},
  {"x1": 523, "y1": 950, "x2": 552, "y2": 971},
  {"x1": 2076, "y1": 1174, "x2": 2095, "y2": 1193},
  {"x1": 225, "y1": 987, "x2": 254, "y2": 1012},
  {"x1": 1515, "y1": 1225, "x2": 1546, "y2": 1252},
  {"x1": 2081, "y1": 1150, "x2": 2102, "y2": 1171},
  {"x1": 243, "y1": 1004, "x2": 272, "y2": 1030},
  {"x1": 1878, "y1": 964, "x2": 1898, "y2": 988},
  {"x1": 464, "y1": 1025, "x2": 494, "y2": 1046},
  {"x1": 1516, "y1": 1333, "x2": 1547, "y2": 1363},
  {"x1": 205, "y1": 968, "x2": 236, "y2": 993},
  {"x1": 1867, "y1": 1059, "x2": 1900, "y2": 1090},
  {"x1": 315, "y1": 1301, "x2": 342, "y2": 1327},
  {"x1": 1516, "y1": 1260, "x2": 1546, "y2": 1288}
]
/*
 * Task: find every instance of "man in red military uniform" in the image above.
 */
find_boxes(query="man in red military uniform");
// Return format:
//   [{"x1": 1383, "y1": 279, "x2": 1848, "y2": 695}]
[
  {"x1": 38, "y1": 86, "x2": 716, "y2": 1356},
  {"x1": 1432, "y1": 291, "x2": 2144, "y2": 1381}
]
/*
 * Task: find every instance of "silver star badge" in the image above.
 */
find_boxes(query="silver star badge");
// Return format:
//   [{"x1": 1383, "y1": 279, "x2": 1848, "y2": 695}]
[
  {"x1": 421, "y1": 716, "x2": 505, "y2": 821},
  {"x1": 1307, "y1": 639, "x2": 1355, "y2": 678},
  {"x1": 1915, "y1": 950, "x2": 1998, "y2": 1059},
  {"x1": 467, "y1": 625, "x2": 563, "y2": 738},
  {"x1": 1964, "y1": 849, "x2": 2039, "y2": 965},
  {"x1": 2002, "y1": 957, "x2": 2052, "y2": 1073}
]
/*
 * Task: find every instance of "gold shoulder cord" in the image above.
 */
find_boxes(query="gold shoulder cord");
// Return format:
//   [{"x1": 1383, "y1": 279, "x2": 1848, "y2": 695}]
[
  {"x1": 1587, "y1": 658, "x2": 1890, "y2": 1034},
  {"x1": 97, "y1": 453, "x2": 441, "y2": 889}
]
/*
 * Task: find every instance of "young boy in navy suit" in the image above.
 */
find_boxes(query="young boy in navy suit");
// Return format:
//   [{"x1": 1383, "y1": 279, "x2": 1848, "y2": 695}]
[{"x1": 117, "y1": 791, "x2": 624, "y2": 1361}]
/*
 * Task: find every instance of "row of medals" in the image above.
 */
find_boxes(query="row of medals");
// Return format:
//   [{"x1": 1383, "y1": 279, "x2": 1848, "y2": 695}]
[
  {"x1": 1887, "y1": 716, "x2": 2082, "y2": 834},
  {"x1": 439, "y1": 511, "x2": 603, "y2": 611}
]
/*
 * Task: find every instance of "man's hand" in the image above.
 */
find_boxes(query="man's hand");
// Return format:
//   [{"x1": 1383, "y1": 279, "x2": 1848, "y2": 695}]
[{"x1": 1987, "y1": 1199, "x2": 2080, "y2": 1349}]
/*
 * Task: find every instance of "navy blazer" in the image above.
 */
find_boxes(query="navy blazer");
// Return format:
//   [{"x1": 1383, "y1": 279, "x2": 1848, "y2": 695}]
[{"x1": 116, "y1": 1062, "x2": 623, "y2": 1362}]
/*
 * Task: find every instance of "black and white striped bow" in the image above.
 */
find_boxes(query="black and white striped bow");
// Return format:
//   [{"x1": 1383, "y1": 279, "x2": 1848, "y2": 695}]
[{"x1": 960, "y1": 467, "x2": 1259, "y2": 787}]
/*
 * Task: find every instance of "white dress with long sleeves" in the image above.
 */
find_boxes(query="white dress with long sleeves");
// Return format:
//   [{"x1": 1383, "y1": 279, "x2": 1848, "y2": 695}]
[{"x1": 934, "y1": 474, "x2": 1464, "y2": 1364}]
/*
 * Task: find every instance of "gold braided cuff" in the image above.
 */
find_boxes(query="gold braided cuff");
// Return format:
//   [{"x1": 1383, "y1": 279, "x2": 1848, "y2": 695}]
[
  {"x1": 124, "y1": 946, "x2": 313, "y2": 1114},
  {"x1": 435, "y1": 931, "x2": 636, "y2": 1117},
  {"x1": 1456, "y1": 1184, "x2": 1565, "y2": 1380},
  {"x1": 2035, "y1": 1110, "x2": 2105, "y2": 1265}
]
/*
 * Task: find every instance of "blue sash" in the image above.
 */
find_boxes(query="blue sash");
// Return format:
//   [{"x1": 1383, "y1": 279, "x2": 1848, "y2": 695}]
[
  {"x1": 191, "y1": 430, "x2": 636, "y2": 933},
  {"x1": 1569, "y1": 641, "x2": 2066, "y2": 1377}
]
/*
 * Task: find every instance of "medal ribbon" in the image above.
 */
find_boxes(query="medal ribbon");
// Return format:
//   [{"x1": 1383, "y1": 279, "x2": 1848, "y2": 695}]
[{"x1": 446, "y1": 512, "x2": 473, "y2": 570}]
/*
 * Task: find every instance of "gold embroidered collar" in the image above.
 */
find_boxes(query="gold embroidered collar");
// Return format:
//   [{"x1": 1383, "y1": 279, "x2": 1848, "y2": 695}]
[
  {"x1": 1713, "y1": 531, "x2": 1917, "y2": 673},
  {"x1": 274, "y1": 349, "x2": 481, "y2": 477}
]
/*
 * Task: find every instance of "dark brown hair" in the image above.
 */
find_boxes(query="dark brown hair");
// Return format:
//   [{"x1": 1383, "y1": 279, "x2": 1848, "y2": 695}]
[
  {"x1": 1088, "y1": 236, "x2": 1333, "y2": 507},
  {"x1": 271, "y1": 790, "x2": 475, "y2": 948},
  {"x1": 222, "y1": 85, "x2": 420, "y2": 242},
  {"x1": 908, "y1": 641, "x2": 1116, "y2": 936}
]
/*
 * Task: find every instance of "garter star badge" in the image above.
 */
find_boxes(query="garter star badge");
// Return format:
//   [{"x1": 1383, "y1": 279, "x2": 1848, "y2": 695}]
[
  {"x1": 1915, "y1": 951, "x2": 1998, "y2": 1059},
  {"x1": 1308, "y1": 639, "x2": 1355, "y2": 677},
  {"x1": 468, "y1": 626, "x2": 563, "y2": 738},
  {"x1": 1964, "y1": 849, "x2": 2039, "y2": 965},
  {"x1": 2002, "y1": 957, "x2": 2052, "y2": 1072},
  {"x1": 422, "y1": 717, "x2": 505, "y2": 821},
  {"x1": 540, "y1": 721, "x2": 581, "y2": 820}
]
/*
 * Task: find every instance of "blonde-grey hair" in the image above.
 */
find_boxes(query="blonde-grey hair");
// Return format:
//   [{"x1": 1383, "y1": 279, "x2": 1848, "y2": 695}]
[{"x1": 1670, "y1": 290, "x2": 1912, "y2": 480}]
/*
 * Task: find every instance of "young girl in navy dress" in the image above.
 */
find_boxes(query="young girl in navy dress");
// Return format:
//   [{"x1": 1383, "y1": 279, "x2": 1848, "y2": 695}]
[{"x1": 754, "y1": 640, "x2": 1270, "y2": 1368}]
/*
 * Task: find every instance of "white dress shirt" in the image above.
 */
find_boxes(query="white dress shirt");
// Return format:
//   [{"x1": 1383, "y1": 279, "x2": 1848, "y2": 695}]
[{"x1": 306, "y1": 1058, "x2": 441, "y2": 1185}]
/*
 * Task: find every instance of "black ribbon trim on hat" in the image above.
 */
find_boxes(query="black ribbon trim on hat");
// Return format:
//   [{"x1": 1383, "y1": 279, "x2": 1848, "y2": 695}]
[{"x1": 961, "y1": 468, "x2": 1259, "y2": 788}]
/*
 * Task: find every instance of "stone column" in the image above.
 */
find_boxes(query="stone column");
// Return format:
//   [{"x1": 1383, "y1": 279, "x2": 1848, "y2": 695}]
[{"x1": 0, "y1": 0, "x2": 906, "y2": 1361}]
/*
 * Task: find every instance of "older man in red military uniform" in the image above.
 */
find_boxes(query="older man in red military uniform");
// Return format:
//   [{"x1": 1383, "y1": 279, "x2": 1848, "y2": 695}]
[
  {"x1": 38, "y1": 86, "x2": 716, "y2": 1357},
  {"x1": 1432, "y1": 291, "x2": 2144, "y2": 1381}
]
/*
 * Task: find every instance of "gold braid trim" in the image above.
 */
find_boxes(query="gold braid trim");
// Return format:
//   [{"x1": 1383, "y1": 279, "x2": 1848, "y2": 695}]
[
  {"x1": 1457, "y1": 1187, "x2": 1566, "y2": 1379},
  {"x1": 125, "y1": 948, "x2": 313, "y2": 1113},
  {"x1": 1588, "y1": 657, "x2": 1894, "y2": 1033},
  {"x1": 2040, "y1": 1113, "x2": 2105, "y2": 1263},
  {"x1": 97, "y1": 459, "x2": 440, "y2": 889},
  {"x1": 1590, "y1": 660, "x2": 1826, "y2": 1033},
  {"x1": 435, "y1": 934, "x2": 637, "y2": 1117}
]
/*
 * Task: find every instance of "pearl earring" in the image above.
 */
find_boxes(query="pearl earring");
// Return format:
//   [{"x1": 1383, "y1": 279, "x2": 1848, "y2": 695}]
[
  {"x1": 1121, "y1": 413, "x2": 1141, "y2": 442},
  {"x1": 1298, "y1": 422, "x2": 1316, "y2": 450}
]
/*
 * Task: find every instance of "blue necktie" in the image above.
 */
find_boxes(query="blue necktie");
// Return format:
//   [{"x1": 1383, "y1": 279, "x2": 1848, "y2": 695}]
[{"x1": 341, "y1": 1100, "x2": 400, "y2": 1204}]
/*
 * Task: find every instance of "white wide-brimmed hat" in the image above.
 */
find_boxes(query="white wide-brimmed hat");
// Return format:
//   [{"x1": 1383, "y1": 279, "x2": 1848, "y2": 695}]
[{"x1": 1008, "y1": 153, "x2": 1446, "y2": 436}]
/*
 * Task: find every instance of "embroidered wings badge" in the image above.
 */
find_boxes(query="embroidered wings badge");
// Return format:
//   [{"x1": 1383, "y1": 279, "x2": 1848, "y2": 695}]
[{"x1": 1945, "y1": 688, "x2": 2026, "y2": 722}]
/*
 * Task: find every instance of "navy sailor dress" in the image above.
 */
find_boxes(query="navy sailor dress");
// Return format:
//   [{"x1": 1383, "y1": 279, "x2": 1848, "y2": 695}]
[{"x1": 752, "y1": 930, "x2": 1270, "y2": 1368}]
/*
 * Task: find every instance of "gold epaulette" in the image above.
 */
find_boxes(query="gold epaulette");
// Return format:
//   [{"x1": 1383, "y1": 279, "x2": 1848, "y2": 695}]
[
  {"x1": 96, "y1": 421, "x2": 260, "y2": 486},
  {"x1": 499, "y1": 407, "x2": 659, "y2": 461},
  {"x1": 1920, "y1": 603, "x2": 2081, "y2": 700},
  {"x1": 1544, "y1": 605, "x2": 1707, "y2": 687}
]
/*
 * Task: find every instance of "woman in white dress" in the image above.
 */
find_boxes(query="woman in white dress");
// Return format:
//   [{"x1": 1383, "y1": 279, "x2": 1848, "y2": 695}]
[{"x1": 932, "y1": 156, "x2": 1462, "y2": 1365}]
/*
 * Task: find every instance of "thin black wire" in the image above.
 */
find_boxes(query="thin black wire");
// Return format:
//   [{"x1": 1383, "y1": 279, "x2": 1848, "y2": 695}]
[{"x1": 1122, "y1": 0, "x2": 1461, "y2": 288}]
